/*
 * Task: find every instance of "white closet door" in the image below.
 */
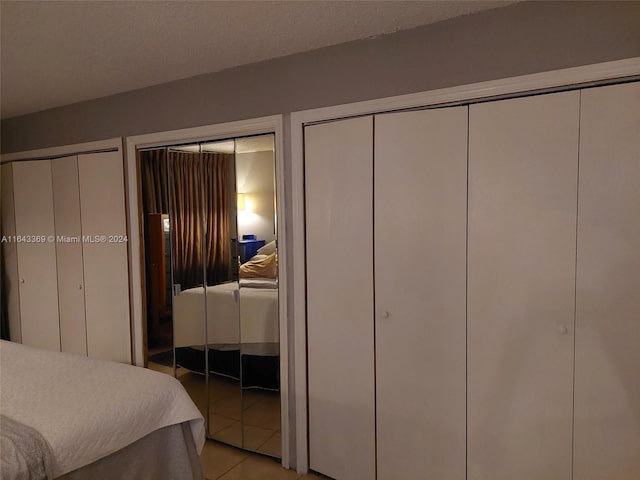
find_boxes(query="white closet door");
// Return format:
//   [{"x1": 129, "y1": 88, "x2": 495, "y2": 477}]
[
  {"x1": 305, "y1": 117, "x2": 376, "y2": 480},
  {"x1": 468, "y1": 91, "x2": 579, "y2": 480},
  {"x1": 12, "y1": 160, "x2": 60, "y2": 351},
  {"x1": 52, "y1": 156, "x2": 87, "y2": 356},
  {"x1": 574, "y1": 82, "x2": 640, "y2": 480},
  {"x1": 1, "y1": 164, "x2": 22, "y2": 343},
  {"x1": 78, "y1": 152, "x2": 131, "y2": 363},
  {"x1": 374, "y1": 107, "x2": 467, "y2": 479}
]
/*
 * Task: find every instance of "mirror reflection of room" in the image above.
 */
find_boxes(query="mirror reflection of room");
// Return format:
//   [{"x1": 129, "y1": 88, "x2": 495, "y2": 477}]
[
  {"x1": 139, "y1": 133, "x2": 280, "y2": 458},
  {"x1": 235, "y1": 136, "x2": 280, "y2": 456}
]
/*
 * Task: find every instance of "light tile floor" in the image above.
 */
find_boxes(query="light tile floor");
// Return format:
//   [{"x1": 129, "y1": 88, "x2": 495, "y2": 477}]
[
  {"x1": 170, "y1": 367, "x2": 282, "y2": 456},
  {"x1": 200, "y1": 440, "x2": 326, "y2": 480},
  {"x1": 149, "y1": 361, "x2": 321, "y2": 479}
]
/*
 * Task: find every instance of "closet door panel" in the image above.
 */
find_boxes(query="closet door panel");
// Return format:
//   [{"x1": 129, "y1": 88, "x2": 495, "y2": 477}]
[
  {"x1": 374, "y1": 107, "x2": 467, "y2": 480},
  {"x1": 574, "y1": 82, "x2": 640, "y2": 480},
  {"x1": 12, "y1": 160, "x2": 60, "y2": 351},
  {"x1": 1, "y1": 163, "x2": 22, "y2": 343},
  {"x1": 468, "y1": 91, "x2": 579, "y2": 480},
  {"x1": 52, "y1": 156, "x2": 87, "y2": 356},
  {"x1": 78, "y1": 152, "x2": 131, "y2": 363},
  {"x1": 305, "y1": 117, "x2": 375, "y2": 480}
]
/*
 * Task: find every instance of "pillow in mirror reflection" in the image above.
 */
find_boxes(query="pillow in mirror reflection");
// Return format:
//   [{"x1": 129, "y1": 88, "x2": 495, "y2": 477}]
[
  {"x1": 240, "y1": 251, "x2": 277, "y2": 279},
  {"x1": 257, "y1": 240, "x2": 276, "y2": 256}
]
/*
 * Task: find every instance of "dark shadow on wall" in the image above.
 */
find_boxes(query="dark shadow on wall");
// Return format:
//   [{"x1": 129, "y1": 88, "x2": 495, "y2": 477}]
[{"x1": 1, "y1": 250, "x2": 10, "y2": 340}]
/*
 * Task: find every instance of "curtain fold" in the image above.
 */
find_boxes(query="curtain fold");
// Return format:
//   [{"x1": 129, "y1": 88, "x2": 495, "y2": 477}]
[
  {"x1": 168, "y1": 151, "x2": 204, "y2": 290},
  {"x1": 140, "y1": 148, "x2": 169, "y2": 214},
  {"x1": 201, "y1": 152, "x2": 230, "y2": 285},
  {"x1": 139, "y1": 149, "x2": 231, "y2": 292}
]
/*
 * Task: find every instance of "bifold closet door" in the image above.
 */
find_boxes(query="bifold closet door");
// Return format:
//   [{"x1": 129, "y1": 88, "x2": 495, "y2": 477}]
[
  {"x1": 468, "y1": 91, "x2": 580, "y2": 480},
  {"x1": 1, "y1": 164, "x2": 21, "y2": 343},
  {"x1": 305, "y1": 117, "x2": 376, "y2": 480},
  {"x1": 574, "y1": 82, "x2": 640, "y2": 479},
  {"x1": 374, "y1": 107, "x2": 467, "y2": 479},
  {"x1": 78, "y1": 152, "x2": 131, "y2": 363},
  {"x1": 51, "y1": 156, "x2": 87, "y2": 356},
  {"x1": 12, "y1": 160, "x2": 60, "y2": 351}
]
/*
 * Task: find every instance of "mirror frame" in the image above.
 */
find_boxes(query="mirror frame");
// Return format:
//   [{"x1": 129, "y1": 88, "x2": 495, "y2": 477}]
[{"x1": 125, "y1": 115, "x2": 289, "y2": 468}]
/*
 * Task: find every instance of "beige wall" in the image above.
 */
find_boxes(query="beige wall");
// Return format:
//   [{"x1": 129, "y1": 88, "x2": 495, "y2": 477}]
[
  {"x1": 236, "y1": 150, "x2": 276, "y2": 244},
  {"x1": 2, "y1": 1, "x2": 639, "y2": 154}
]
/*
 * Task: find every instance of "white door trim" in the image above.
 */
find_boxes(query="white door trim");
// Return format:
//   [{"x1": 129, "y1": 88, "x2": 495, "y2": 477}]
[
  {"x1": 1, "y1": 137, "x2": 123, "y2": 163},
  {"x1": 290, "y1": 57, "x2": 640, "y2": 473},
  {"x1": 124, "y1": 114, "x2": 290, "y2": 468}
]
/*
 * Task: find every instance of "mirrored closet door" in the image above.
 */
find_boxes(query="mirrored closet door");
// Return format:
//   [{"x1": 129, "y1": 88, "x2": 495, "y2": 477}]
[{"x1": 139, "y1": 133, "x2": 281, "y2": 458}]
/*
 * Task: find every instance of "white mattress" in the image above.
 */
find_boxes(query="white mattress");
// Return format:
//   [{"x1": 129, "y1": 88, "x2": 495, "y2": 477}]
[
  {"x1": 0, "y1": 340, "x2": 205, "y2": 478},
  {"x1": 173, "y1": 280, "x2": 278, "y2": 347}
]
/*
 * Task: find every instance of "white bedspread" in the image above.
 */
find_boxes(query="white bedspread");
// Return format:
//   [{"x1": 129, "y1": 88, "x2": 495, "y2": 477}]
[
  {"x1": 173, "y1": 281, "x2": 278, "y2": 348},
  {"x1": 0, "y1": 340, "x2": 205, "y2": 478}
]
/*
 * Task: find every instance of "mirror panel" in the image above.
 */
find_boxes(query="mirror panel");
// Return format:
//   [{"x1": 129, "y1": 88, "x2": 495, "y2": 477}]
[
  {"x1": 168, "y1": 147, "x2": 209, "y2": 431},
  {"x1": 236, "y1": 135, "x2": 281, "y2": 456},
  {"x1": 141, "y1": 133, "x2": 281, "y2": 458},
  {"x1": 201, "y1": 139, "x2": 243, "y2": 448}
]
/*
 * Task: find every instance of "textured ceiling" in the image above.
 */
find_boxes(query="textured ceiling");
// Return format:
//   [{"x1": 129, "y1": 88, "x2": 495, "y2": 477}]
[{"x1": 0, "y1": 1, "x2": 516, "y2": 119}]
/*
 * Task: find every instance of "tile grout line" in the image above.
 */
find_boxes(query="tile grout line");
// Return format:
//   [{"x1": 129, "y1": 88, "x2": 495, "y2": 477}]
[{"x1": 210, "y1": 443, "x2": 249, "y2": 480}]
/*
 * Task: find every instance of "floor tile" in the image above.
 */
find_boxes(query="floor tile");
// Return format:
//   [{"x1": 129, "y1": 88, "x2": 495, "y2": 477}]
[
  {"x1": 210, "y1": 392, "x2": 242, "y2": 419},
  {"x1": 199, "y1": 440, "x2": 248, "y2": 480},
  {"x1": 298, "y1": 473, "x2": 328, "y2": 479},
  {"x1": 212, "y1": 421, "x2": 243, "y2": 448},
  {"x1": 256, "y1": 430, "x2": 281, "y2": 458},
  {"x1": 151, "y1": 362, "x2": 290, "y2": 477},
  {"x1": 209, "y1": 376, "x2": 243, "y2": 402},
  {"x1": 240, "y1": 392, "x2": 262, "y2": 411},
  {"x1": 218, "y1": 454, "x2": 301, "y2": 480},
  {"x1": 242, "y1": 388, "x2": 279, "y2": 405},
  {"x1": 209, "y1": 413, "x2": 237, "y2": 435},
  {"x1": 212, "y1": 422, "x2": 277, "y2": 453},
  {"x1": 242, "y1": 424, "x2": 276, "y2": 451},
  {"x1": 243, "y1": 399, "x2": 281, "y2": 430}
]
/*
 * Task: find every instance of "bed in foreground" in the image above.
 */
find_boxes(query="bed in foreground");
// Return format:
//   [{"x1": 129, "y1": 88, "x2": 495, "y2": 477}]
[{"x1": 0, "y1": 340, "x2": 205, "y2": 480}]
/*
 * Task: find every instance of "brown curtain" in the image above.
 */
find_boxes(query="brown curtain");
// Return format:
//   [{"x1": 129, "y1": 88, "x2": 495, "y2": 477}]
[
  {"x1": 200, "y1": 152, "x2": 230, "y2": 285},
  {"x1": 139, "y1": 148, "x2": 231, "y2": 291},
  {"x1": 168, "y1": 152, "x2": 204, "y2": 290},
  {"x1": 140, "y1": 148, "x2": 169, "y2": 214}
]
